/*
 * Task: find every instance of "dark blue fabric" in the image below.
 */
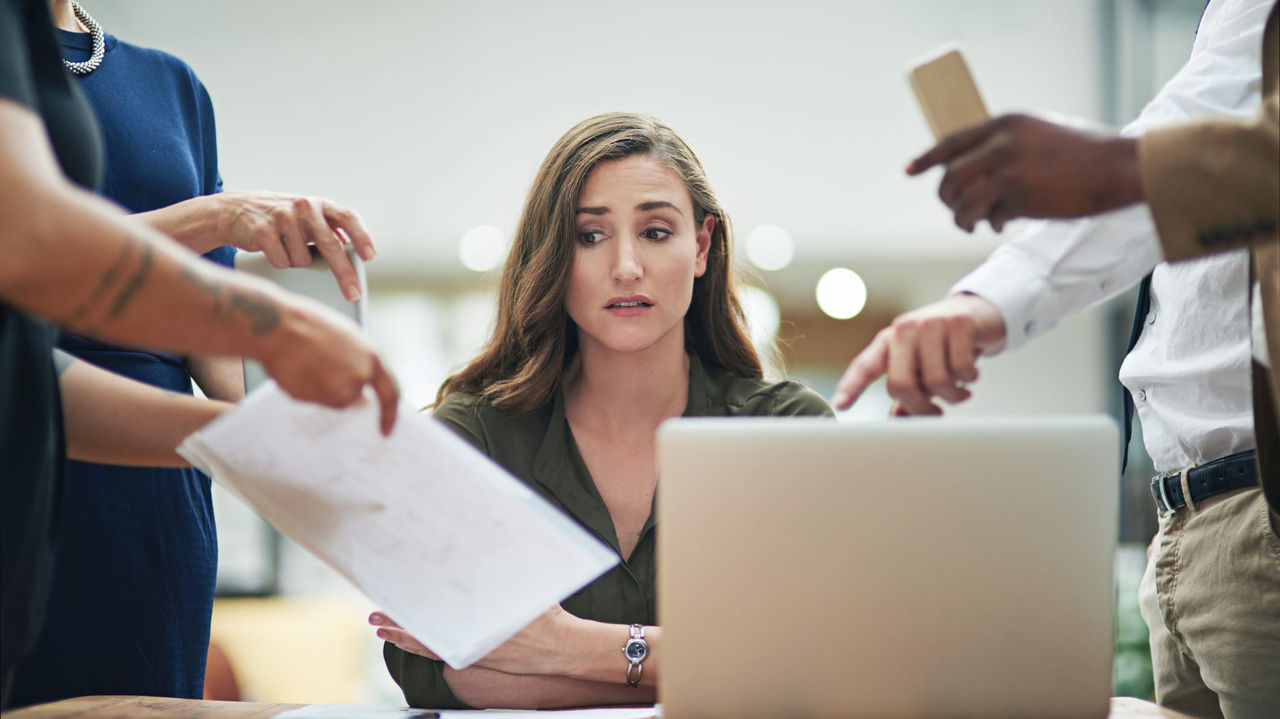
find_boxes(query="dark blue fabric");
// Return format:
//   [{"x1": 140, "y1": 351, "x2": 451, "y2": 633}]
[{"x1": 9, "y1": 30, "x2": 235, "y2": 705}]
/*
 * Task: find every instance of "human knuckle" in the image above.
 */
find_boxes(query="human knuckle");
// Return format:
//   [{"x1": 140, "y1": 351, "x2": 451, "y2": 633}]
[
  {"x1": 937, "y1": 180, "x2": 952, "y2": 203},
  {"x1": 332, "y1": 206, "x2": 357, "y2": 224},
  {"x1": 949, "y1": 314, "x2": 975, "y2": 333},
  {"x1": 923, "y1": 373, "x2": 949, "y2": 393},
  {"x1": 891, "y1": 314, "x2": 918, "y2": 331}
]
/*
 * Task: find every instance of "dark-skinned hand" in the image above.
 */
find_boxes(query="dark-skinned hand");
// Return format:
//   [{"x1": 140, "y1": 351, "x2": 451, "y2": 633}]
[{"x1": 908, "y1": 114, "x2": 1144, "y2": 232}]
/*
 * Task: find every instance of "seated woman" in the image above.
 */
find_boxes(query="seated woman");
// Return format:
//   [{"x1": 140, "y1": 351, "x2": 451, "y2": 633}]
[{"x1": 373, "y1": 112, "x2": 832, "y2": 709}]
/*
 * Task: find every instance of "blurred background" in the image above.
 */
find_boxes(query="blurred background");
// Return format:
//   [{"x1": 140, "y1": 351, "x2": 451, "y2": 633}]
[{"x1": 90, "y1": 0, "x2": 1207, "y2": 705}]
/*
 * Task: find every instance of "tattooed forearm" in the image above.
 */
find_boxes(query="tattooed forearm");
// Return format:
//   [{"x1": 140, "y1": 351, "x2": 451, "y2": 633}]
[
  {"x1": 106, "y1": 243, "x2": 154, "y2": 319},
  {"x1": 228, "y1": 291, "x2": 280, "y2": 335},
  {"x1": 60, "y1": 239, "x2": 138, "y2": 328},
  {"x1": 179, "y1": 263, "x2": 279, "y2": 336},
  {"x1": 178, "y1": 262, "x2": 226, "y2": 315}
]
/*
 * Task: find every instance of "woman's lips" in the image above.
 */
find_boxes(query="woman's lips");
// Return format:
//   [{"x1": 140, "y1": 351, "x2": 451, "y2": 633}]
[{"x1": 605, "y1": 296, "x2": 653, "y2": 316}]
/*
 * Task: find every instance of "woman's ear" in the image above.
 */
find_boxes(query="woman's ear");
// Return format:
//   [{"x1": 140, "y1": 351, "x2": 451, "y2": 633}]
[{"x1": 694, "y1": 213, "x2": 714, "y2": 277}]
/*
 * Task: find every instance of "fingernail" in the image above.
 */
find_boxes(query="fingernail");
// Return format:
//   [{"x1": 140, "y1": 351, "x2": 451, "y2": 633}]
[
  {"x1": 345, "y1": 284, "x2": 361, "y2": 301},
  {"x1": 832, "y1": 391, "x2": 849, "y2": 408},
  {"x1": 369, "y1": 614, "x2": 383, "y2": 625},
  {"x1": 377, "y1": 629, "x2": 388, "y2": 640},
  {"x1": 361, "y1": 246, "x2": 376, "y2": 261}
]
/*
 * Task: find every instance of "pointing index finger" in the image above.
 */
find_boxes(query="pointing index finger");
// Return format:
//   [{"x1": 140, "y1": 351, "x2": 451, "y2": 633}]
[
  {"x1": 833, "y1": 333, "x2": 890, "y2": 410},
  {"x1": 907, "y1": 118, "x2": 1000, "y2": 176},
  {"x1": 370, "y1": 359, "x2": 400, "y2": 436}
]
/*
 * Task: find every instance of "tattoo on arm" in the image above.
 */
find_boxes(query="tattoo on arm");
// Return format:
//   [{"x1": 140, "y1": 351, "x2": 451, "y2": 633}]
[
  {"x1": 60, "y1": 239, "x2": 138, "y2": 328},
  {"x1": 107, "y1": 242, "x2": 154, "y2": 318},
  {"x1": 228, "y1": 292, "x2": 280, "y2": 335},
  {"x1": 178, "y1": 265, "x2": 280, "y2": 336},
  {"x1": 54, "y1": 229, "x2": 280, "y2": 340}
]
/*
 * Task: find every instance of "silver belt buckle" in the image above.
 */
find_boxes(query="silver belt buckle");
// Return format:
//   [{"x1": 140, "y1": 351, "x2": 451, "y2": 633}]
[{"x1": 1153, "y1": 471, "x2": 1177, "y2": 518}]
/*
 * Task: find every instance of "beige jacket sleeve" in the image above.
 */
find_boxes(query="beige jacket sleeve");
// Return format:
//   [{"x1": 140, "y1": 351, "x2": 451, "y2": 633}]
[{"x1": 1137, "y1": 1, "x2": 1279, "y2": 263}]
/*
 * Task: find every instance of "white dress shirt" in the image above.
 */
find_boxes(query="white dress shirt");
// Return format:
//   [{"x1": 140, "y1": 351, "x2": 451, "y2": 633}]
[{"x1": 951, "y1": 0, "x2": 1271, "y2": 473}]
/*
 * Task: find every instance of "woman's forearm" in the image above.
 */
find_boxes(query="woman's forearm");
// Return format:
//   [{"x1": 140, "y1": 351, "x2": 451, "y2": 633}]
[
  {"x1": 1, "y1": 98, "x2": 400, "y2": 432},
  {"x1": 57, "y1": 351, "x2": 231, "y2": 467},
  {"x1": 550, "y1": 620, "x2": 661, "y2": 688},
  {"x1": 1, "y1": 100, "x2": 294, "y2": 362},
  {"x1": 443, "y1": 665, "x2": 655, "y2": 709},
  {"x1": 134, "y1": 195, "x2": 223, "y2": 254},
  {"x1": 186, "y1": 355, "x2": 246, "y2": 402}
]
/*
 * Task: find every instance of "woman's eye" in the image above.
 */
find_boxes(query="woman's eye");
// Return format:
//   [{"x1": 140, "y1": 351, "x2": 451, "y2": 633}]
[
  {"x1": 642, "y1": 228, "x2": 672, "y2": 241},
  {"x1": 579, "y1": 230, "x2": 605, "y2": 246}
]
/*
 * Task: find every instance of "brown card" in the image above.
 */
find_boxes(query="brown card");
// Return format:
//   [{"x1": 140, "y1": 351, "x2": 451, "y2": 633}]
[{"x1": 908, "y1": 46, "x2": 990, "y2": 140}]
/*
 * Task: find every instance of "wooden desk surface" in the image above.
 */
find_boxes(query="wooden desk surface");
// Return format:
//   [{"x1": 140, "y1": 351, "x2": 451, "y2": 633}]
[
  {"x1": 1, "y1": 695, "x2": 1196, "y2": 718},
  {"x1": 0, "y1": 696, "x2": 303, "y2": 718}
]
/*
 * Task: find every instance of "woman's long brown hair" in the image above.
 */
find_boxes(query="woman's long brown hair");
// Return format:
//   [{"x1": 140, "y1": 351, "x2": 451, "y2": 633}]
[{"x1": 436, "y1": 112, "x2": 761, "y2": 412}]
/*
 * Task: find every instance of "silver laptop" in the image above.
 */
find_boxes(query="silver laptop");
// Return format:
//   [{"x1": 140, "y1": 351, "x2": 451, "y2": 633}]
[
  {"x1": 233, "y1": 245, "x2": 367, "y2": 393},
  {"x1": 656, "y1": 416, "x2": 1118, "y2": 719}
]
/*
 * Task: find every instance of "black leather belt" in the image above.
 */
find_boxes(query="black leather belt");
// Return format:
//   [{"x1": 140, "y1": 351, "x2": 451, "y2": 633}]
[{"x1": 1150, "y1": 450, "x2": 1258, "y2": 517}]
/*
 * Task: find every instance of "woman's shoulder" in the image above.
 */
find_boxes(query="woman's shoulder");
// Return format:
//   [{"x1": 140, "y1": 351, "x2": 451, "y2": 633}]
[
  {"x1": 109, "y1": 38, "x2": 214, "y2": 106},
  {"x1": 700, "y1": 364, "x2": 834, "y2": 418},
  {"x1": 429, "y1": 390, "x2": 552, "y2": 456}
]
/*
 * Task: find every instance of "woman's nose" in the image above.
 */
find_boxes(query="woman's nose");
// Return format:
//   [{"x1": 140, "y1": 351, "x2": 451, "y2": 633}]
[{"x1": 611, "y1": 238, "x2": 643, "y2": 281}]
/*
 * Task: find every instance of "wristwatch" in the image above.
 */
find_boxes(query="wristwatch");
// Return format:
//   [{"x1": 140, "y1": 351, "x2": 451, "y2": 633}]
[{"x1": 622, "y1": 623, "x2": 648, "y2": 687}]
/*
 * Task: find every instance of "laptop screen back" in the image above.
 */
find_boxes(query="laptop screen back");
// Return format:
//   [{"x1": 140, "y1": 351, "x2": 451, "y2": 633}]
[{"x1": 656, "y1": 415, "x2": 1118, "y2": 719}]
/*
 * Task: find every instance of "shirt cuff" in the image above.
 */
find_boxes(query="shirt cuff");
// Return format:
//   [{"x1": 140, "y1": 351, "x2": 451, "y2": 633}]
[{"x1": 949, "y1": 250, "x2": 1055, "y2": 355}]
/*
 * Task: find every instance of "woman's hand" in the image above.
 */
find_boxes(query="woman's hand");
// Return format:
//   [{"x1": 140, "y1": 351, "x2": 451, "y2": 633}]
[
  {"x1": 254, "y1": 287, "x2": 399, "y2": 435},
  {"x1": 138, "y1": 191, "x2": 376, "y2": 301},
  {"x1": 371, "y1": 605, "x2": 580, "y2": 676}
]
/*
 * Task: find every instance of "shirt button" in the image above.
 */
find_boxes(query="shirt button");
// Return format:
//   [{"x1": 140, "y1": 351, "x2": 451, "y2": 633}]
[
  {"x1": 1136, "y1": 389, "x2": 1147, "y2": 402},
  {"x1": 1146, "y1": 312, "x2": 1157, "y2": 325}
]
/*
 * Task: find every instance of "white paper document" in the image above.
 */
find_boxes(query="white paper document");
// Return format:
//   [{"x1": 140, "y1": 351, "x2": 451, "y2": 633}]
[
  {"x1": 274, "y1": 704, "x2": 657, "y2": 718},
  {"x1": 179, "y1": 383, "x2": 618, "y2": 668}
]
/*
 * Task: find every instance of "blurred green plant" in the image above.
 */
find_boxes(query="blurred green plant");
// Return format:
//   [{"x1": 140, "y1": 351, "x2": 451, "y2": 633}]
[{"x1": 1113, "y1": 544, "x2": 1154, "y2": 698}]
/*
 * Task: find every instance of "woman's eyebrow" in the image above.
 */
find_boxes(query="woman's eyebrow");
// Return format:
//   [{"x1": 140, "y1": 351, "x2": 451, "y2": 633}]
[
  {"x1": 577, "y1": 206, "x2": 609, "y2": 215},
  {"x1": 637, "y1": 200, "x2": 683, "y2": 216}
]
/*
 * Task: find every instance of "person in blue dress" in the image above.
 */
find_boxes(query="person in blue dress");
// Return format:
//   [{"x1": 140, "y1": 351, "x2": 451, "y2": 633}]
[{"x1": 9, "y1": 0, "x2": 382, "y2": 704}]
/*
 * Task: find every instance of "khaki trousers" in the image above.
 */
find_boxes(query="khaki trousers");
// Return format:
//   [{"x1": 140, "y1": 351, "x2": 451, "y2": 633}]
[{"x1": 1138, "y1": 487, "x2": 1280, "y2": 719}]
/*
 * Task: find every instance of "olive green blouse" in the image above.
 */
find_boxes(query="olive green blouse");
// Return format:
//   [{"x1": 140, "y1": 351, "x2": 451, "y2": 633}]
[{"x1": 385, "y1": 353, "x2": 833, "y2": 708}]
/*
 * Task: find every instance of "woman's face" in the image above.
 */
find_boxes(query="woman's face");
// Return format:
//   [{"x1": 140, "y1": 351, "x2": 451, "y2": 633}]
[{"x1": 565, "y1": 154, "x2": 713, "y2": 357}]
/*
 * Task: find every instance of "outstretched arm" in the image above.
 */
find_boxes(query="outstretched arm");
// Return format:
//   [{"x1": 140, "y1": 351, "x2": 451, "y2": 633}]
[
  {"x1": 55, "y1": 350, "x2": 230, "y2": 467},
  {"x1": 137, "y1": 190, "x2": 377, "y2": 302},
  {"x1": 832, "y1": 294, "x2": 1005, "y2": 414},
  {"x1": 0, "y1": 99, "x2": 397, "y2": 433}
]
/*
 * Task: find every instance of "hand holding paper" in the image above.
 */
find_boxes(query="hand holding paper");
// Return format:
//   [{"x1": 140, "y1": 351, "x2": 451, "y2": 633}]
[{"x1": 178, "y1": 383, "x2": 618, "y2": 668}]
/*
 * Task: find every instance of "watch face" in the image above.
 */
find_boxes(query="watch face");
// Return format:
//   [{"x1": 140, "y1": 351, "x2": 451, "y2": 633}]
[{"x1": 624, "y1": 638, "x2": 648, "y2": 662}]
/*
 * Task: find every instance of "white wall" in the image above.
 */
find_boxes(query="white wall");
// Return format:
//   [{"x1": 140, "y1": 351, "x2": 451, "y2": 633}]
[
  {"x1": 95, "y1": 0, "x2": 1105, "y2": 269},
  {"x1": 93, "y1": 0, "x2": 1122, "y2": 422}
]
